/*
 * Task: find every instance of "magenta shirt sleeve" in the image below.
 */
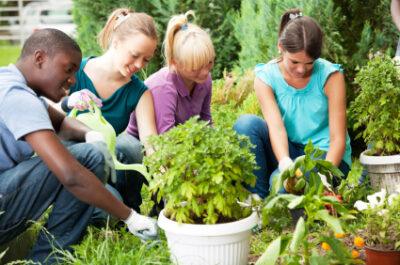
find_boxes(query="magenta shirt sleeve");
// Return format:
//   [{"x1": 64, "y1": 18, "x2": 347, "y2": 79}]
[{"x1": 151, "y1": 85, "x2": 178, "y2": 134}]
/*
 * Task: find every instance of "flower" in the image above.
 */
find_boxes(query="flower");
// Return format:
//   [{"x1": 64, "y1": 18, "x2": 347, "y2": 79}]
[
  {"x1": 354, "y1": 189, "x2": 400, "y2": 251},
  {"x1": 354, "y1": 200, "x2": 369, "y2": 211},
  {"x1": 354, "y1": 237, "x2": 364, "y2": 248},
  {"x1": 366, "y1": 189, "x2": 386, "y2": 208},
  {"x1": 351, "y1": 250, "x2": 360, "y2": 259},
  {"x1": 321, "y1": 242, "x2": 331, "y2": 251},
  {"x1": 335, "y1": 233, "x2": 345, "y2": 239}
]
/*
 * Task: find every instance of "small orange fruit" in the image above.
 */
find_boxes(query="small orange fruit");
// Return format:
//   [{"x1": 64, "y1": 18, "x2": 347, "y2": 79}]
[
  {"x1": 321, "y1": 242, "x2": 331, "y2": 251},
  {"x1": 335, "y1": 233, "x2": 345, "y2": 239},
  {"x1": 351, "y1": 250, "x2": 360, "y2": 258},
  {"x1": 354, "y1": 237, "x2": 365, "y2": 248},
  {"x1": 295, "y1": 168, "x2": 303, "y2": 178}
]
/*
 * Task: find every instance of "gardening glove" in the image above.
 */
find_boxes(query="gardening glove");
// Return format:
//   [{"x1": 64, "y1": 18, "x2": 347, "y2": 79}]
[
  {"x1": 63, "y1": 89, "x2": 102, "y2": 111},
  {"x1": 124, "y1": 209, "x2": 158, "y2": 241},
  {"x1": 278, "y1": 156, "x2": 293, "y2": 172},
  {"x1": 85, "y1": 131, "x2": 115, "y2": 183}
]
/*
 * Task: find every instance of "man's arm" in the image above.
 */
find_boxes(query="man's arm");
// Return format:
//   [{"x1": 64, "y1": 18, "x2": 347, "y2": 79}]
[
  {"x1": 25, "y1": 129, "x2": 131, "y2": 220},
  {"x1": 48, "y1": 104, "x2": 90, "y2": 141}
]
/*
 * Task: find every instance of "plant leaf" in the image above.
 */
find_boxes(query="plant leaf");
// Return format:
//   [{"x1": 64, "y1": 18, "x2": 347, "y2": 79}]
[{"x1": 255, "y1": 236, "x2": 282, "y2": 265}]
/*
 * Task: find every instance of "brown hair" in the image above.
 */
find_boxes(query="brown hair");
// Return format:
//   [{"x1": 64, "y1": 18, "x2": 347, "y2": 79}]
[
  {"x1": 97, "y1": 8, "x2": 158, "y2": 51},
  {"x1": 278, "y1": 9, "x2": 323, "y2": 60},
  {"x1": 164, "y1": 11, "x2": 215, "y2": 70}
]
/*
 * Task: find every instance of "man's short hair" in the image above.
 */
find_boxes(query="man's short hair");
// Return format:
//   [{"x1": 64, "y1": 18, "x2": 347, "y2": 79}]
[{"x1": 20, "y1": 28, "x2": 81, "y2": 59}]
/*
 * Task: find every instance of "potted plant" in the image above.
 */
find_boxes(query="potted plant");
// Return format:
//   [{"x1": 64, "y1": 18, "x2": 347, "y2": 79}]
[
  {"x1": 349, "y1": 54, "x2": 400, "y2": 193},
  {"x1": 143, "y1": 117, "x2": 258, "y2": 265},
  {"x1": 354, "y1": 188, "x2": 400, "y2": 264}
]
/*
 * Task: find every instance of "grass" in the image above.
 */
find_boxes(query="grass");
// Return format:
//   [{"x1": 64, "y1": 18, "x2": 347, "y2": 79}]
[{"x1": 0, "y1": 45, "x2": 21, "y2": 66}]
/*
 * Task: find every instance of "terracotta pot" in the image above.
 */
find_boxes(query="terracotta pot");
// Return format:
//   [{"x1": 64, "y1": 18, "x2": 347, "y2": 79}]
[{"x1": 365, "y1": 246, "x2": 400, "y2": 265}]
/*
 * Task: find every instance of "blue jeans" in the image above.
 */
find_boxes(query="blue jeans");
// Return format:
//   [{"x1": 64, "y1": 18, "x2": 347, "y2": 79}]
[
  {"x1": 0, "y1": 142, "x2": 109, "y2": 264},
  {"x1": 234, "y1": 114, "x2": 350, "y2": 198},
  {"x1": 111, "y1": 133, "x2": 145, "y2": 213}
]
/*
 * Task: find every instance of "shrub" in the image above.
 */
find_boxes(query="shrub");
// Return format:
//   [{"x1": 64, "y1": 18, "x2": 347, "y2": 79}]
[
  {"x1": 72, "y1": 0, "x2": 241, "y2": 78},
  {"x1": 349, "y1": 54, "x2": 400, "y2": 156},
  {"x1": 144, "y1": 117, "x2": 257, "y2": 224}
]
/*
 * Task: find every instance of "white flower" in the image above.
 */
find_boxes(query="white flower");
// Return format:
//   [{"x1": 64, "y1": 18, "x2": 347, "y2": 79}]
[
  {"x1": 367, "y1": 189, "x2": 386, "y2": 208},
  {"x1": 354, "y1": 200, "x2": 369, "y2": 211}
]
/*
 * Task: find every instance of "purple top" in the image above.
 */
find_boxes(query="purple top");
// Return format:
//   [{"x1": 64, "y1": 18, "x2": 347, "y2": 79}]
[{"x1": 127, "y1": 67, "x2": 212, "y2": 137}]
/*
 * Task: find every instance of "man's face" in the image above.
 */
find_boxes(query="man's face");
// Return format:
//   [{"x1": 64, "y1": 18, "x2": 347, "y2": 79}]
[{"x1": 36, "y1": 49, "x2": 81, "y2": 102}]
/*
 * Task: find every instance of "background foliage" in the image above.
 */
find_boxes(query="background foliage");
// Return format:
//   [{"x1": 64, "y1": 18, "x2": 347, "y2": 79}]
[{"x1": 72, "y1": 0, "x2": 400, "y2": 154}]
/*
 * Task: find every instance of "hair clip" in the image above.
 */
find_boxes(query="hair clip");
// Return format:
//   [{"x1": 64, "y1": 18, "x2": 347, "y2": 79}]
[
  {"x1": 289, "y1": 12, "x2": 302, "y2": 20},
  {"x1": 181, "y1": 24, "x2": 188, "y2": 31},
  {"x1": 113, "y1": 13, "x2": 130, "y2": 30}
]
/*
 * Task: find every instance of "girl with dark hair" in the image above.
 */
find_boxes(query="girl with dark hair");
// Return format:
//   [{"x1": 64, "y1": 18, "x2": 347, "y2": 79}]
[{"x1": 234, "y1": 9, "x2": 351, "y2": 198}]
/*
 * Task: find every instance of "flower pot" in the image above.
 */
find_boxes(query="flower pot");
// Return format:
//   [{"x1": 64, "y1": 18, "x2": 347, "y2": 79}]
[
  {"x1": 360, "y1": 151, "x2": 400, "y2": 193},
  {"x1": 365, "y1": 246, "x2": 400, "y2": 265},
  {"x1": 157, "y1": 210, "x2": 258, "y2": 265}
]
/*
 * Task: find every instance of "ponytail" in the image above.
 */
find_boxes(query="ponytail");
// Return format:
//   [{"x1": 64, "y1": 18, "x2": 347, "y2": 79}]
[
  {"x1": 163, "y1": 11, "x2": 215, "y2": 70},
  {"x1": 164, "y1": 11, "x2": 194, "y2": 66},
  {"x1": 98, "y1": 8, "x2": 157, "y2": 51}
]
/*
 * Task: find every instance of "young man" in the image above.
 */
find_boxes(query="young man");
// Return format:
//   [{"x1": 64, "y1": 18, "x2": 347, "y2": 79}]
[{"x1": 0, "y1": 29, "x2": 157, "y2": 264}]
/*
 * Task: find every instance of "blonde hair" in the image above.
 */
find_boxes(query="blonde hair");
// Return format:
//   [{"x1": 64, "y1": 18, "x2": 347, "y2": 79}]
[
  {"x1": 98, "y1": 8, "x2": 158, "y2": 51},
  {"x1": 164, "y1": 11, "x2": 215, "y2": 70}
]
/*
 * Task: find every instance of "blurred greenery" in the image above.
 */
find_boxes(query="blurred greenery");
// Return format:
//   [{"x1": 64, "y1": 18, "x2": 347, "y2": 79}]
[{"x1": 0, "y1": 45, "x2": 20, "y2": 66}]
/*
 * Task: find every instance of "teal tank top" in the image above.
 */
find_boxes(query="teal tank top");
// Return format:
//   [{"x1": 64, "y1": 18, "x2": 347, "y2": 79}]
[
  {"x1": 69, "y1": 57, "x2": 147, "y2": 134},
  {"x1": 255, "y1": 58, "x2": 352, "y2": 166}
]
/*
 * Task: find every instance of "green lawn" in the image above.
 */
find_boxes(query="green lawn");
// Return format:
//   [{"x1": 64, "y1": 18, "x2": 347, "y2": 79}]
[{"x1": 0, "y1": 45, "x2": 21, "y2": 66}]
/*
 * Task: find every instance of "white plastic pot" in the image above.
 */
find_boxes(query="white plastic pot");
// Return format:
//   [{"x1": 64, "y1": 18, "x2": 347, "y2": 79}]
[
  {"x1": 158, "y1": 210, "x2": 258, "y2": 265},
  {"x1": 360, "y1": 150, "x2": 400, "y2": 193}
]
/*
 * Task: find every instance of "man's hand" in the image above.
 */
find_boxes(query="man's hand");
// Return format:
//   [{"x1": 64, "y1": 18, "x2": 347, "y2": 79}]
[
  {"x1": 67, "y1": 89, "x2": 102, "y2": 111},
  {"x1": 124, "y1": 209, "x2": 158, "y2": 241}
]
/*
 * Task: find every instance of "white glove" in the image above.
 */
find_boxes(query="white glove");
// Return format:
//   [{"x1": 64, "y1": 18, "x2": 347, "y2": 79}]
[
  {"x1": 85, "y1": 131, "x2": 105, "y2": 143},
  {"x1": 68, "y1": 89, "x2": 102, "y2": 111},
  {"x1": 278, "y1": 156, "x2": 293, "y2": 172},
  {"x1": 124, "y1": 209, "x2": 158, "y2": 241}
]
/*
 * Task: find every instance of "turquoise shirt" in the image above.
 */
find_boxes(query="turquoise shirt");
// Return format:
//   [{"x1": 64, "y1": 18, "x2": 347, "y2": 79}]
[
  {"x1": 255, "y1": 58, "x2": 352, "y2": 166},
  {"x1": 69, "y1": 57, "x2": 147, "y2": 134}
]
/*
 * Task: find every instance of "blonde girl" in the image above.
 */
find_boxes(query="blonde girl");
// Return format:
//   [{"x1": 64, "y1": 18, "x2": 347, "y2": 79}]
[
  {"x1": 127, "y1": 10, "x2": 215, "y2": 137},
  {"x1": 64, "y1": 8, "x2": 158, "y2": 213}
]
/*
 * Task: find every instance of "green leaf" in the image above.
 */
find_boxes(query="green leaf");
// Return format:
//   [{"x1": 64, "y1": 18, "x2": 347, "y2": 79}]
[
  {"x1": 255, "y1": 237, "x2": 282, "y2": 265},
  {"x1": 321, "y1": 236, "x2": 351, "y2": 263},
  {"x1": 314, "y1": 210, "x2": 343, "y2": 234},
  {"x1": 288, "y1": 195, "x2": 305, "y2": 209},
  {"x1": 289, "y1": 217, "x2": 306, "y2": 253}
]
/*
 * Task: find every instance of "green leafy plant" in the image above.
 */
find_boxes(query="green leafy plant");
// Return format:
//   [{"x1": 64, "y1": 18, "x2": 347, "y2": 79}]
[
  {"x1": 144, "y1": 117, "x2": 257, "y2": 224},
  {"x1": 271, "y1": 141, "x2": 344, "y2": 195},
  {"x1": 257, "y1": 142, "x2": 359, "y2": 264},
  {"x1": 349, "y1": 54, "x2": 400, "y2": 156},
  {"x1": 354, "y1": 188, "x2": 400, "y2": 251},
  {"x1": 337, "y1": 160, "x2": 371, "y2": 206}
]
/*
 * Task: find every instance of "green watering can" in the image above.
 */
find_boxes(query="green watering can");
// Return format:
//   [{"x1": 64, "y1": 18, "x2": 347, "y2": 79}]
[{"x1": 70, "y1": 103, "x2": 149, "y2": 183}]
